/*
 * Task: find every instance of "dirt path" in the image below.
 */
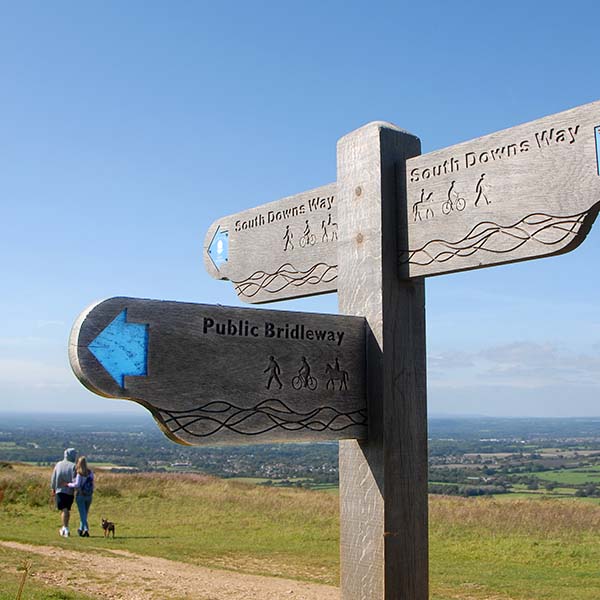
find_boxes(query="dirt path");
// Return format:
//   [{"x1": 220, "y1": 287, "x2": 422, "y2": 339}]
[{"x1": 1, "y1": 540, "x2": 340, "y2": 600}]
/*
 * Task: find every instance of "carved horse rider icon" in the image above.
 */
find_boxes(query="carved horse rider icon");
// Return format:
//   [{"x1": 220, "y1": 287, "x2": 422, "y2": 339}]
[
  {"x1": 325, "y1": 359, "x2": 349, "y2": 391},
  {"x1": 322, "y1": 212, "x2": 338, "y2": 242}
]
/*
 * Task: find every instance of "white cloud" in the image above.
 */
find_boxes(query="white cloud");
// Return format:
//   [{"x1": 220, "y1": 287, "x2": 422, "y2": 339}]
[
  {"x1": 0, "y1": 336, "x2": 52, "y2": 348},
  {"x1": 429, "y1": 341, "x2": 600, "y2": 390},
  {"x1": 428, "y1": 350, "x2": 475, "y2": 370},
  {"x1": 34, "y1": 319, "x2": 65, "y2": 329},
  {"x1": 0, "y1": 358, "x2": 72, "y2": 388}
]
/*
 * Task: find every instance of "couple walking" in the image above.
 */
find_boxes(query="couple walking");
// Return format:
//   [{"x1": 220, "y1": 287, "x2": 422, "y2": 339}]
[{"x1": 50, "y1": 448, "x2": 95, "y2": 537}]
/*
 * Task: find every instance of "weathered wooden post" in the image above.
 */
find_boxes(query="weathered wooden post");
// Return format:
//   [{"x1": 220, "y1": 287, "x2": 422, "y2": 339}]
[{"x1": 337, "y1": 123, "x2": 427, "y2": 599}]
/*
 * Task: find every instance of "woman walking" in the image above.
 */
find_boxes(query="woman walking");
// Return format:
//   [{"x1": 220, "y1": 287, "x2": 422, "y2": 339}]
[{"x1": 68, "y1": 456, "x2": 94, "y2": 537}]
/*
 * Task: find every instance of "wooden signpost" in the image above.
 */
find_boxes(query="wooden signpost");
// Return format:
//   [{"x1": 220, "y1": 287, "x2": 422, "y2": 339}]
[
  {"x1": 336, "y1": 123, "x2": 426, "y2": 600},
  {"x1": 70, "y1": 99, "x2": 600, "y2": 600},
  {"x1": 70, "y1": 297, "x2": 366, "y2": 445}
]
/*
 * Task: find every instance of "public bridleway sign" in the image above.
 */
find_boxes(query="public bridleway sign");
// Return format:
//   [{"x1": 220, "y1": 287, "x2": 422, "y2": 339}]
[{"x1": 70, "y1": 296, "x2": 365, "y2": 445}]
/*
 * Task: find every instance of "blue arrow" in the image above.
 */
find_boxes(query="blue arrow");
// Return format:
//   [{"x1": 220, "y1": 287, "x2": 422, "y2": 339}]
[
  {"x1": 208, "y1": 226, "x2": 229, "y2": 268},
  {"x1": 88, "y1": 309, "x2": 149, "y2": 388},
  {"x1": 596, "y1": 126, "x2": 600, "y2": 176}
]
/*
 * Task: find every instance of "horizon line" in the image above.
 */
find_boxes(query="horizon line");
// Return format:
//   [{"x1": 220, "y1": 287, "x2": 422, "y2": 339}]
[{"x1": 2, "y1": 411, "x2": 600, "y2": 420}]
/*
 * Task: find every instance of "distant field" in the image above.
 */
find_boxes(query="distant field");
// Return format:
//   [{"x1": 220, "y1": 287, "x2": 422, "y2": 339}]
[
  {"x1": 0, "y1": 442, "x2": 19, "y2": 449},
  {"x1": 534, "y1": 467, "x2": 600, "y2": 485},
  {"x1": 226, "y1": 477, "x2": 271, "y2": 485},
  {"x1": 2, "y1": 464, "x2": 600, "y2": 599},
  {"x1": 309, "y1": 483, "x2": 338, "y2": 493},
  {"x1": 227, "y1": 476, "x2": 339, "y2": 493}
]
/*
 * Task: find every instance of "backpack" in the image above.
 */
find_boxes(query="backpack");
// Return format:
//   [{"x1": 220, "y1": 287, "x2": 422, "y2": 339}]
[{"x1": 80, "y1": 472, "x2": 94, "y2": 496}]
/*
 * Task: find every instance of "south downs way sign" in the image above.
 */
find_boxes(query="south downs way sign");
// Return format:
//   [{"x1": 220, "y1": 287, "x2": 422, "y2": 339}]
[
  {"x1": 402, "y1": 100, "x2": 600, "y2": 277},
  {"x1": 204, "y1": 101, "x2": 600, "y2": 303},
  {"x1": 204, "y1": 183, "x2": 338, "y2": 303},
  {"x1": 69, "y1": 297, "x2": 366, "y2": 445}
]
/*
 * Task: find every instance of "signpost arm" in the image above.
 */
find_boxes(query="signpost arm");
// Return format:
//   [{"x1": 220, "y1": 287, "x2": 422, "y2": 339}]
[{"x1": 337, "y1": 122, "x2": 427, "y2": 599}]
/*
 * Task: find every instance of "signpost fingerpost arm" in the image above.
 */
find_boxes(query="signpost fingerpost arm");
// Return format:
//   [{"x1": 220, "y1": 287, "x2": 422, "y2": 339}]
[{"x1": 337, "y1": 122, "x2": 427, "y2": 600}]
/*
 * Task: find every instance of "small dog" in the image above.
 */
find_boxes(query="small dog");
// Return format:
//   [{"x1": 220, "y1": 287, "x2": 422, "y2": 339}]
[{"x1": 101, "y1": 518, "x2": 116, "y2": 538}]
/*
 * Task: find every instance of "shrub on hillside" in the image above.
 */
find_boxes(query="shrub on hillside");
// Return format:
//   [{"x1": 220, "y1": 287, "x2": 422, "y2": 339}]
[
  {"x1": 137, "y1": 488, "x2": 164, "y2": 499},
  {"x1": 96, "y1": 485, "x2": 122, "y2": 498},
  {"x1": 0, "y1": 473, "x2": 49, "y2": 507}
]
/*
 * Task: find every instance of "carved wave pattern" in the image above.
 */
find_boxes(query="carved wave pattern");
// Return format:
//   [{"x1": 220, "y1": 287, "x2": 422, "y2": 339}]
[
  {"x1": 159, "y1": 399, "x2": 367, "y2": 438},
  {"x1": 403, "y1": 211, "x2": 589, "y2": 267},
  {"x1": 233, "y1": 263, "x2": 337, "y2": 298}
]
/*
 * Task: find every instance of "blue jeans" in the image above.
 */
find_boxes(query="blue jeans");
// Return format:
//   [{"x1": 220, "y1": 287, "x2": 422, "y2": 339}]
[{"x1": 75, "y1": 494, "x2": 92, "y2": 532}]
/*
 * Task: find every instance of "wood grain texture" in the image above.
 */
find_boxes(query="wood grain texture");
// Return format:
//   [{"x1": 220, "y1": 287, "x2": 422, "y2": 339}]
[
  {"x1": 337, "y1": 123, "x2": 427, "y2": 599},
  {"x1": 403, "y1": 100, "x2": 600, "y2": 278},
  {"x1": 69, "y1": 297, "x2": 366, "y2": 445},
  {"x1": 204, "y1": 183, "x2": 338, "y2": 303}
]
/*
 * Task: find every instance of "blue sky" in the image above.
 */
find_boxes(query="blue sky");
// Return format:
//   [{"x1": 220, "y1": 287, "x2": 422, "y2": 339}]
[{"x1": 1, "y1": 1, "x2": 599, "y2": 418}]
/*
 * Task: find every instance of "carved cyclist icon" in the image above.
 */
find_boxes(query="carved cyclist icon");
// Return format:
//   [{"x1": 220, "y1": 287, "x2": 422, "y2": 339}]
[
  {"x1": 292, "y1": 356, "x2": 317, "y2": 390},
  {"x1": 442, "y1": 180, "x2": 466, "y2": 215},
  {"x1": 299, "y1": 220, "x2": 316, "y2": 247}
]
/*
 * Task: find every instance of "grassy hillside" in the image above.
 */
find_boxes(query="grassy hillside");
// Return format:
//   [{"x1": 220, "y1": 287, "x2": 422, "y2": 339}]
[
  {"x1": 0, "y1": 464, "x2": 338, "y2": 583},
  {"x1": 429, "y1": 496, "x2": 600, "y2": 599},
  {"x1": 1, "y1": 463, "x2": 600, "y2": 599}
]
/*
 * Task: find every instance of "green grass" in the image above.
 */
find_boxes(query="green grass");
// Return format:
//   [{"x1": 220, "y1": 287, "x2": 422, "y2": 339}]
[
  {"x1": 2, "y1": 464, "x2": 600, "y2": 599},
  {"x1": 430, "y1": 497, "x2": 600, "y2": 599}
]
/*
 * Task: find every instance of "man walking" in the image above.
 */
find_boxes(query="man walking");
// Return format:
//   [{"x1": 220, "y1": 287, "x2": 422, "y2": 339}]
[{"x1": 50, "y1": 448, "x2": 77, "y2": 537}]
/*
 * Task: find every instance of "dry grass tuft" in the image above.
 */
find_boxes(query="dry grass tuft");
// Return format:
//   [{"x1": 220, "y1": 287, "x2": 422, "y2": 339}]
[
  {"x1": 15, "y1": 559, "x2": 32, "y2": 600},
  {"x1": 430, "y1": 494, "x2": 600, "y2": 537},
  {"x1": 0, "y1": 470, "x2": 49, "y2": 507},
  {"x1": 93, "y1": 470, "x2": 338, "y2": 519}
]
